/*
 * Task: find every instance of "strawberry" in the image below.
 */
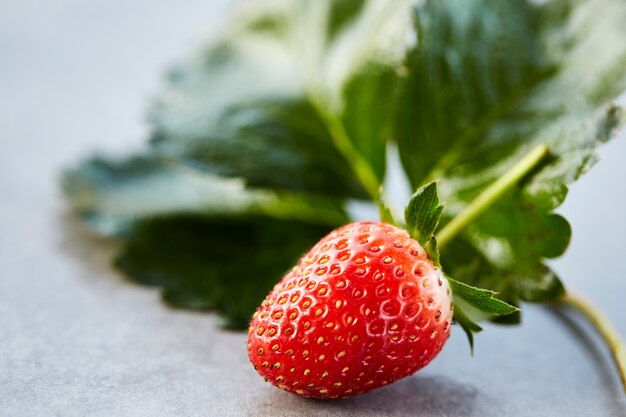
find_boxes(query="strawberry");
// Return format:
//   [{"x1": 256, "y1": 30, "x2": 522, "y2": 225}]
[{"x1": 247, "y1": 221, "x2": 453, "y2": 399}]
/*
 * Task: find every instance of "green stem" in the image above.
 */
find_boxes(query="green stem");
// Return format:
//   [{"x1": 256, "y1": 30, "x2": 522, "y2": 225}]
[
  {"x1": 318, "y1": 109, "x2": 381, "y2": 201},
  {"x1": 437, "y1": 144, "x2": 550, "y2": 248},
  {"x1": 560, "y1": 292, "x2": 626, "y2": 394}
]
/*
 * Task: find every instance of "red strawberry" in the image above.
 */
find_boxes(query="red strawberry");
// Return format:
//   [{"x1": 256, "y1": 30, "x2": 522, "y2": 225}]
[{"x1": 247, "y1": 221, "x2": 453, "y2": 399}]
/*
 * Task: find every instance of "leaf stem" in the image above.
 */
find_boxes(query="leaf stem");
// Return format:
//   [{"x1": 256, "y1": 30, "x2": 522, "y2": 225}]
[
  {"x1": 437, "y1": 144, "x2": 550, "y2": 248},
  {"x1": 318, "y1": 109, "x2": 381, "y2": 201},
  {"x1": 559, "y1": 292, "x2": 626, "y2": 394}
]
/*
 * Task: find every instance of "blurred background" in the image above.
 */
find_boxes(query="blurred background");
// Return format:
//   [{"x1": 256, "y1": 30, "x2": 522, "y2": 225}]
[{"x1": 1, "y1": 0, "x2": 625, "y2": 416}]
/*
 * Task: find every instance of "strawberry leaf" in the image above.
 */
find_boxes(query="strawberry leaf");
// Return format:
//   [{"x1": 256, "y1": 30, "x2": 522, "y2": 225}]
[
  {"x1": 396, "y1": 0, "x2": 626, "y2": 312},
  {"x1": 62, "y1": 0, "x2": 412, "y2": 328}
]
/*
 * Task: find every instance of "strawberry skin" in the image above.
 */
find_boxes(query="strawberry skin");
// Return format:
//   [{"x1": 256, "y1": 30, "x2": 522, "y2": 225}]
[{"x1": 247, "y1": 221, "x2": 453, "y2": 399}]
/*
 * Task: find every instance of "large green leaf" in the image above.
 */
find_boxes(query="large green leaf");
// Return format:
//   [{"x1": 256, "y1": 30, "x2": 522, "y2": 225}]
[
  {"x1": 150, "y1": 0, "x2": 412, "y2": 199},
  {"x1": 396, "y1": 0, "x2": 626, "y2": 312},
  {"x1": 62, "y1": 0, "x2": 412, "y2": 328}
]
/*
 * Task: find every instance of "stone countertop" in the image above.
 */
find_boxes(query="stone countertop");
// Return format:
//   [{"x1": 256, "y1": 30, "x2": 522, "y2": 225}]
[{"x1": 1, "y1": 1, "x2": 625, "y2": 416}]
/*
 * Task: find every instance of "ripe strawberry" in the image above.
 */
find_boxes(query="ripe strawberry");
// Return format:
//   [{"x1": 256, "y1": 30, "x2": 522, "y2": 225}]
[{"x1": 247, "y1": 221, "x2": 453, "y2": 399}]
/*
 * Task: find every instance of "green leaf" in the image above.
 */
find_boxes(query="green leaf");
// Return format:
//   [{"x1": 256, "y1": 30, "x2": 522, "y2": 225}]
[
  {"x1": 115, "y1": 214, "x2": 334, "y2": 329},
  {"x1": 448, "y1": 277, "x2": 519, "y2": 316},
  {"x1": 150, "y1": 0, "x2": 412, "y2": 200},
  {"x1": 62, "y1": 1, "x2": 413, "y2": 329},
  {"x1": 396, "y1": 0, "x2": 626, "y2": 311},
  {"x1": 404, "y1": 181, "x2": 444, "y2": 245}
]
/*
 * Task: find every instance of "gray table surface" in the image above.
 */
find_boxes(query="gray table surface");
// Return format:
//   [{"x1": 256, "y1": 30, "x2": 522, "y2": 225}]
[{"x1": 2, "y1": 1, "x2": 626, "y2": 416}]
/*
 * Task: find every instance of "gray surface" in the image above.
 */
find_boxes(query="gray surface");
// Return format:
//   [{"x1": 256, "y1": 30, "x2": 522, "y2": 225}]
[{"x1": 1, "y1": 1, "x2": 626, "y2": 416}]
